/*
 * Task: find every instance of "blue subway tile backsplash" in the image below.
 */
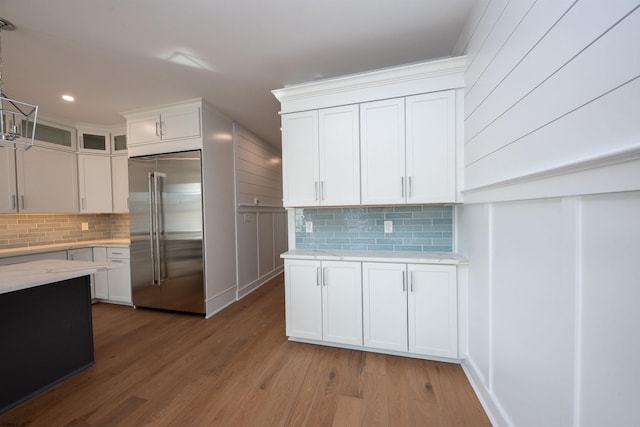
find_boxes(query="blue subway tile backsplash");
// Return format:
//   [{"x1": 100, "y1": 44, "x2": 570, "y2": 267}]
[{"x1": 295, "y1": 206, "x2": 453, "y2": 252}]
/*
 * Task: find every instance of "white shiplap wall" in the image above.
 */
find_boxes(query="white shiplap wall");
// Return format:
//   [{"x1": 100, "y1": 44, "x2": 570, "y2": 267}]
[
  {"x1": 460, "y1": 0, "x2": 640, "y2": 200},
  {"x1": 233, "y1": 123, "x2": 286, "y2": 299},
  {"x1": 456, "y1": 1, "x2": 640, "y2": 426},
  {"x1": 234, "y1": 124, "x2": 283, "y2": 208}
]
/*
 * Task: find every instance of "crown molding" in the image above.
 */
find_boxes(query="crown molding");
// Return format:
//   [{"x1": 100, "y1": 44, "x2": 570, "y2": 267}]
[{"x1": 272, "y1": 56, "x2": 466, "y2": 113}]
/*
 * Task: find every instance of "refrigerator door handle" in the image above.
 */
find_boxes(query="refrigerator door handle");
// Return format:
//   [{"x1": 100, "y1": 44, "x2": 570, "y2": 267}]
[
  {"x1": 153, "y1": 172, "x2": 163, "y2": 285},
  {"x1": 148, "y1": 172, "x2": 157, "y2": 285}
]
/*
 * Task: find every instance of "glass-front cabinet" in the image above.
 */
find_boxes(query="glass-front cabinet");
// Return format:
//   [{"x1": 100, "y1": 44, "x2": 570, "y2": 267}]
[
  {"x1": 111, "y1": 129, "x2": 127, "y2": 153},
  {"x1": 77, "y1": 126, "x2": 110, "y2": 153}
]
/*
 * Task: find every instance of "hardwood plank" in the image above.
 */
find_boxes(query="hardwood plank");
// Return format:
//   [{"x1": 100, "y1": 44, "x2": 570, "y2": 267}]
[{"x1": 0, "y1": 273, "x2": 490, "y2": 426}]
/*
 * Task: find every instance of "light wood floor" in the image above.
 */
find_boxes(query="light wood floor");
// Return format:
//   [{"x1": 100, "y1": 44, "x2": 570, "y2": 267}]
[{"x1": 0, "y1": 274, "x2": 490, "y2": 426}]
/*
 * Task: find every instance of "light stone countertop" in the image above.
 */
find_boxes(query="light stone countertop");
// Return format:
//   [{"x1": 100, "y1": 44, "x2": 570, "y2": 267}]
[
  {"x1": 0, "y1": 239, "x2": 130, "y2": 259},
  {"x1": 0, "y1": 259, "x2": 117, "y2": 295},
  {"x1": 280, "y1": 249, "x2": 468, "y2": 265}
]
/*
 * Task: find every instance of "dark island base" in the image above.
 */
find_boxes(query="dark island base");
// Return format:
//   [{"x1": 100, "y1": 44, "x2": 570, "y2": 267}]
[{"x1": 0, "y1": 275, "x2": 95, "y2": 414}]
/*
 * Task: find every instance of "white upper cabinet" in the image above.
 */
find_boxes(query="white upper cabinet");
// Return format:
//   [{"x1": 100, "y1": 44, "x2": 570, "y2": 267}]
[
  {"x1": 405, "y1": 91, "x2": 456, "y2": 203},
  {"x1": 111, "y1": 155, "x2": 129, "y2": 213},
  {"x1": 282, "y1": 105, "x2": 360, "y2": 207},
  {"x1": 78, "y1": 154, "x2": 113, "y2": 213},
  {"x1": 15, "y1": 146, "x2": 78, "y2": 213},
  {"x1": 360, "y1": 98, "x2": 406, "y2": 205},
  {"x1": 77, "y1": 127, "x2": 110, "y2": 154},
  {"x1": 127, "y1": 104, "x2": 201, "y2": 146},
  {"x1": 273, "y1": 57, "x2": 465, "y2": 206},
  {"x1": 281, "y1": 111, "x2": 319, "y2": 206},
  {"x1": 110, "y1": 130, "x2": 127, "y2": 154},
  {"x1": 0, "y1": 149, "x2": 18, "y2": 213},
  {"x1": 361, "y1": 91, "x2": 456, "y2": 205},
  {"x1": 318, "y1": 105, "x2": 360, "y2": 206}
]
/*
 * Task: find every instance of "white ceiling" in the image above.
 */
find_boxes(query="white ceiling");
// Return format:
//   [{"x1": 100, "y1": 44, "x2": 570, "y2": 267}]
[{"x1": 0, "y1": 0, "x2": 476, "y2": 149}]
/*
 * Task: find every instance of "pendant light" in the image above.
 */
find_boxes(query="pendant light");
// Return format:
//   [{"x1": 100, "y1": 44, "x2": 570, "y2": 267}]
[{"x1": 0, "y1": 17, "x2": 38, "y2": 151}]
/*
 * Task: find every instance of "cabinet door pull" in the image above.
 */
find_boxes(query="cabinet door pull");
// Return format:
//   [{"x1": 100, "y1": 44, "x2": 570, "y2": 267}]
[
  {"x1": 320, "y1": 181, "x2": 325, "y2": 200},
  {"x1": 155, "y1": 122, "x2": 160, "y2": 136},
  {"x1": 410, "y1": 271, "x2": 414, "y2": 292},
  {"x1": 81, "y1": 197, "x2": 86, "y2": 210},
  {"x1": 322, "y1": 267, "x2": 327, "y2": 286},
  {"x1": 401, "y1": 177, "x2": 405, "y2": 198},
  {"x1": 159, "y1": 121, "x2": 165, "y2": 136},
  {"x1": 316, "y1": 267, "x2": 321, "y2": 286},
  {"x1": 408, "y1": 176, "x2": 412, "y2": 198},
  {"x1": 402, "y1": 270, "x2": 406, "y2": 292},
  {"x1": 314, "y1": 181, "x2": 318, "y2": 201},
  {"x1": 11, "y1": 195, "x2": 16, "y2": 210},
  {"x1": 21, "y1": 195, "x2": 25, "y2": 210}
]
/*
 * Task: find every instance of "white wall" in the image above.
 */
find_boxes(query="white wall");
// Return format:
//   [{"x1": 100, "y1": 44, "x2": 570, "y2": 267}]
[
  {"x1": 456, "y1": 1, "x2": 640, "y2": 426},
  {"x1": 233, "y1": 124, "x2": 287, "y2": 299}
]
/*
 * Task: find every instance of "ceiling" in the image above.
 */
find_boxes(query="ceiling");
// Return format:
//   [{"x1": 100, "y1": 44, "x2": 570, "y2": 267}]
[{"x1": 0, "y1": 0, "x2": 476, "y2": 149}]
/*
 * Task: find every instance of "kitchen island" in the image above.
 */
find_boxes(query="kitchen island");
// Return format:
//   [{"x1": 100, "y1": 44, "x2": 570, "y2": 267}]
[{"x1": 0, "y1": 260, "x2": 112, "y2": 414}]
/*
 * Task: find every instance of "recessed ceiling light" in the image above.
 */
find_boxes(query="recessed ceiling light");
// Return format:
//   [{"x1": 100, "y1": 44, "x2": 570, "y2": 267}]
[{"x1": 62, "y1": 95, "x2": 75, "y2": 102}]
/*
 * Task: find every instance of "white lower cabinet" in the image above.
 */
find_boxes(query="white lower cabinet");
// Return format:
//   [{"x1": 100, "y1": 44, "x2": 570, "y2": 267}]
[
  {"x1": 93, "y1": 246, "x2": 131, "y2": 304},
  {"x1": 363, "y1": 262, "x2": 458, "y2": 358},
  {"x1": 285, "y1": 259, "x2": 362, "y2": 346},
  {"x1": 285, "y1": 257, "x2": 459, "y2": 360}
]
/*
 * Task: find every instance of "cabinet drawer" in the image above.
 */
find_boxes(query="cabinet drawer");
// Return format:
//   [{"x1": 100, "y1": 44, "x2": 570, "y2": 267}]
[{"x1": 107, "y1": 247, "x2": 130, "y2": 259}]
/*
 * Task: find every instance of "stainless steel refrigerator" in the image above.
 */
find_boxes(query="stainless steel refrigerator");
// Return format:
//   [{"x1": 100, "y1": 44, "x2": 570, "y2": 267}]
[{"x1": 128, "y1": 150, "x2": 205, "y2": 314}]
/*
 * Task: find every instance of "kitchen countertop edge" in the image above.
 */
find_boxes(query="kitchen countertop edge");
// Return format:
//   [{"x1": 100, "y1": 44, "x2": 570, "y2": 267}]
[
  {"x1": 0, "y1": 259, "x2": 117, "y2": 295},
  {"x1": 280, "y1": 249, "x2": 468, "y2": 265},
  {"x1": 0, "y1": 239, "x2": 131, "y2": 259}
]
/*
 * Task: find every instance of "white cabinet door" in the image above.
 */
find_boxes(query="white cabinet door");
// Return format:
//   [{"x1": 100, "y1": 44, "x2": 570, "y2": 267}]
[
  {"x1": 322, "y1": 261, "x2": 362, "y2": 345},
  {"x1": 0, "y1": 150, "x2": 17, "y2": 213},
  {"x1": 408, "y1": 264, "x2": 458, "y2": 358},
  {"x1": 78, "y1": 154, "x2": 113, "y2": 213},
  {"x1": 406, "y1": 91, "x2": 456, "y2": 203},
  {"x1": 281, "y1": 111, "x2": 319, "y2": 207},
  {"x1": 285, "y1": 259, "x2": 322, "y2": 340},
  {"x1": 161, "y1": 106, "x2": 201, "y2": 141},
  {"x1": 360, "y1": 98, "x2": 406, "y2": 205},
  {"x1": 107, "y1": 257, "x2": 131, "y2": 303},
  {"x1": 93, "y1": 247, "x2": 109, "y2": 299},
  {"x1": 16, "y1": 146, "x2": 78, "y2": 213},
  {"x1": 318, "y1": 105, "x2": 360, "y2": 206},
  {"x1": 128, "y1": 114, "x2": 161, "y2": 145},
  {"x1": 111, "y1": 155, "x2": 129, "y2": 212},
  {"x1": 127, "y1": 105, "x2": 201, "y2": 146},
  {"x1": 362, "y1": 262, "x2": 408, "y2": 352}
]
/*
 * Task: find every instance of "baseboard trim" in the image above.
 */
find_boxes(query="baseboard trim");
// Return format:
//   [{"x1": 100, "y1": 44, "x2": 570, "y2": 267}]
[
  {"x1": 237, "y1": 267, "x2": 283, "y2": 300},
  {"x1": 461, "y1": 357, "x2": 511, "y2": 427},
  {"x1": 205, "y1": 286, "x2": 237, "y2": 319}
]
